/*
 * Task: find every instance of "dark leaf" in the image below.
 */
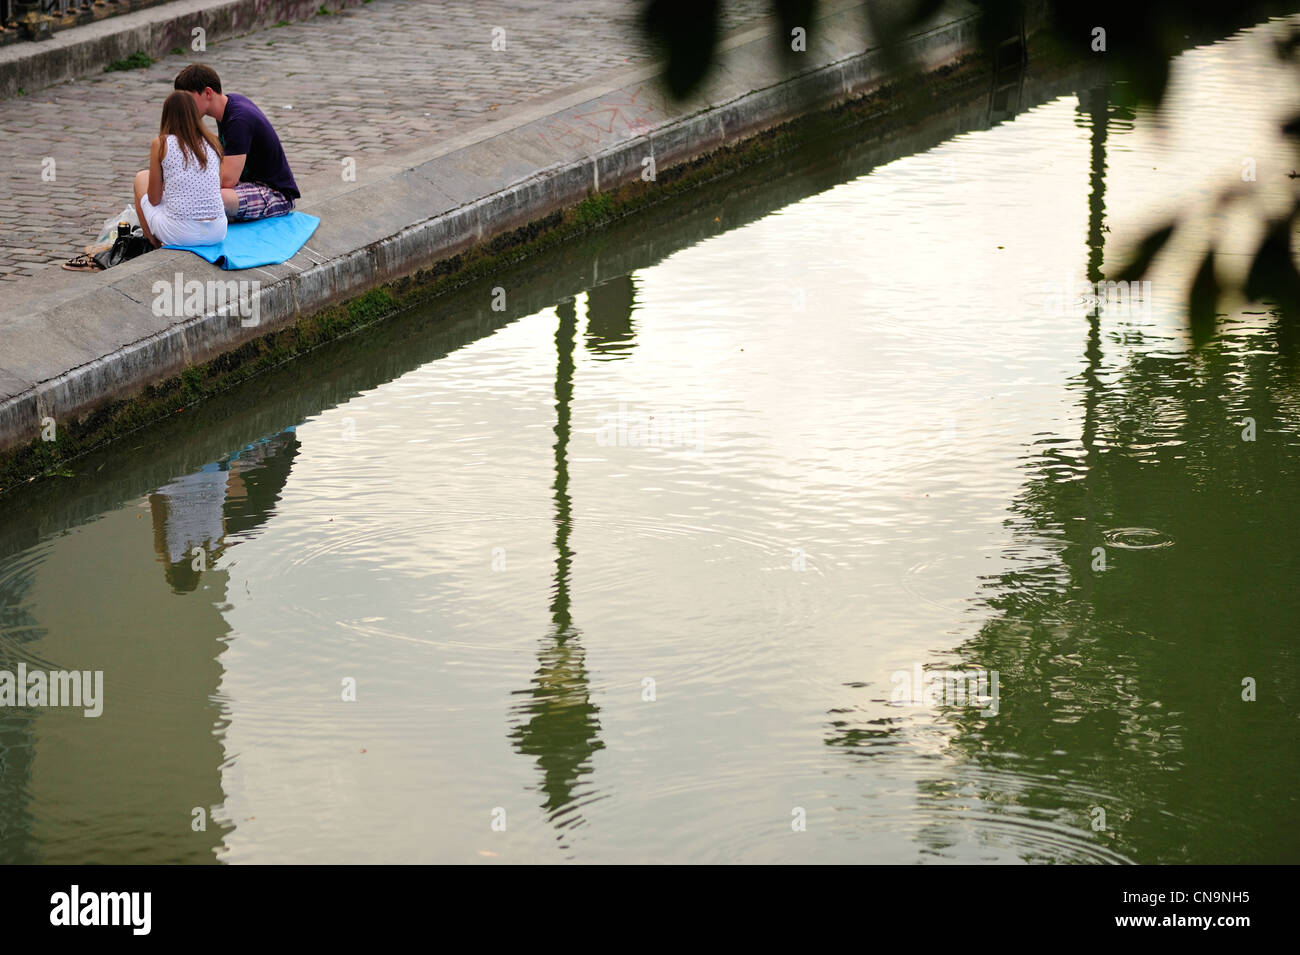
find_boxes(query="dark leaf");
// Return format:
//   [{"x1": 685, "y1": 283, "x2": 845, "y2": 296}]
[
  {"x1": 1127, "y1": 53, "x2": 1170, "y2": 109},
  {"x1": 642, "y1": 0, "x2": 721, "y2": 100},
  {"x1": 1112, "y1": 221, "x2": 1176, "y2": 283},
  {"x1": 1275, "y1": 25, "x2": 1300, "y2": 61},
  {"x1": 1188, "y1": 247, "x2": 1219, "y2": 346},
  {"x1": 774, "y1": 0, "x2": 817, "y2": 35},
  {"x1": 1243, "y1": 212, "x2": 1300, "y2": 324},
  {"x1": 773, "y1": 0, "x2": 817, "y2": 69}
]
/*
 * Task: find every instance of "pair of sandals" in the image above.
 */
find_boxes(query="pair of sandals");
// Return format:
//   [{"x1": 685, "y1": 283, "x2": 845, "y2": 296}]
[
  {"x1": 61, "y1": 230, "x2": 157, "y2": 272},
  {"x1": 62, "y1": 245, "x2": 110, "y2": 272}
]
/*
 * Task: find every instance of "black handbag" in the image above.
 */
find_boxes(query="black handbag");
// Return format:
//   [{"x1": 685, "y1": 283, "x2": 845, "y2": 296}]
[{"x1": 93, "y1": 223, "x2": 154, "y2": 270}]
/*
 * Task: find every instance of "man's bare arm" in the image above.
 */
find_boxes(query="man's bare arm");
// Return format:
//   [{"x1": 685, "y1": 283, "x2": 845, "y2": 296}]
[{"x1": 220, "y1": 153, "x2": 247, "y2": 190}]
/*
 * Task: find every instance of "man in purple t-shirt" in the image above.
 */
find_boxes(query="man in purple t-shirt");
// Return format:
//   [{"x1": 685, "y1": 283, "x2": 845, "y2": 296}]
[{"x1": 173, "y1": 65, "x2": 300, "y2": 222}]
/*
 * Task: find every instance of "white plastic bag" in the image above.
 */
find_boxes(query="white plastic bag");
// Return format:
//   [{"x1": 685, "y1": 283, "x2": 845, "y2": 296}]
[{"x1": 95, "y1": 204, "x2": 139, "y2": 244}]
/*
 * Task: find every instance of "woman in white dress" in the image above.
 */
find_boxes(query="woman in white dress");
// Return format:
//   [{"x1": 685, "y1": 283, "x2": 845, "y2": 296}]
[{"x1": 133, "y1": 90, "x2": 228, "y2": 248}]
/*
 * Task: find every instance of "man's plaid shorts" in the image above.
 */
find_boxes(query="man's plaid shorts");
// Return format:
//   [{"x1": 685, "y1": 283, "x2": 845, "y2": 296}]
[{"x1": 232, "y1": 182, "x2": 295, "y2": 221}]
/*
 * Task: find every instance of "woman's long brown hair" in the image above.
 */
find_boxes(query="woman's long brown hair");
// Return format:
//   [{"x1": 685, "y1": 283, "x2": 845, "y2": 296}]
[{"x1": 159, "y1": 90, "x2": 223, "y2": 170}]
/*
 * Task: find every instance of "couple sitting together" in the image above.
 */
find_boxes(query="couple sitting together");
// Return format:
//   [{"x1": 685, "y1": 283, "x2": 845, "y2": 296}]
[{"x1": 68, "y1": 64, "x2": 299, "y2": 270}]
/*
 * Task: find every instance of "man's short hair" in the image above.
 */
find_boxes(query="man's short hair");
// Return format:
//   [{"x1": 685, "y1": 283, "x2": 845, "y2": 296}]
[{"x1": 174, "y1": 64, "x2": 222, "y2": 94}]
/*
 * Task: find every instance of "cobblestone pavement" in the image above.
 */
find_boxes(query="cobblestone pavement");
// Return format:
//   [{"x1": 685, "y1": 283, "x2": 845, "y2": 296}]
[{"x1": 0, "y1": 0, "x2": 772, "y2": 286}]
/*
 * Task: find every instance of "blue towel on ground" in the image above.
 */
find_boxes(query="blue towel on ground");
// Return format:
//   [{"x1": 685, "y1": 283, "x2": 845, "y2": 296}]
[{"x1": 164, "y1": 212, "x2": 320, "y2": 270}]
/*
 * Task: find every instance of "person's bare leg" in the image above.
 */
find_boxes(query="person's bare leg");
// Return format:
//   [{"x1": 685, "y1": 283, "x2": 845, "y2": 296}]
[
  {"x1": 222, "y1": 187, "x2": 240, "y2": 220},
  {"x1": 132, "y1": 170, "x2": 159, "y2": 247}
]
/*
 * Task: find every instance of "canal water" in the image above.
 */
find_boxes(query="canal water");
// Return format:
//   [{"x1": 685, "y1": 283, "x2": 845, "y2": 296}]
[{"x1": 2, "y1": 17, "x2": 1298, "y2": 864}]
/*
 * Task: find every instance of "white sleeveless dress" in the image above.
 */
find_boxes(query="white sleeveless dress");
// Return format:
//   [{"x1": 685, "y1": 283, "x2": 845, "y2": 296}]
[{"x1": 139, "y1": 134, "x2": 228, "y2": 246}]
